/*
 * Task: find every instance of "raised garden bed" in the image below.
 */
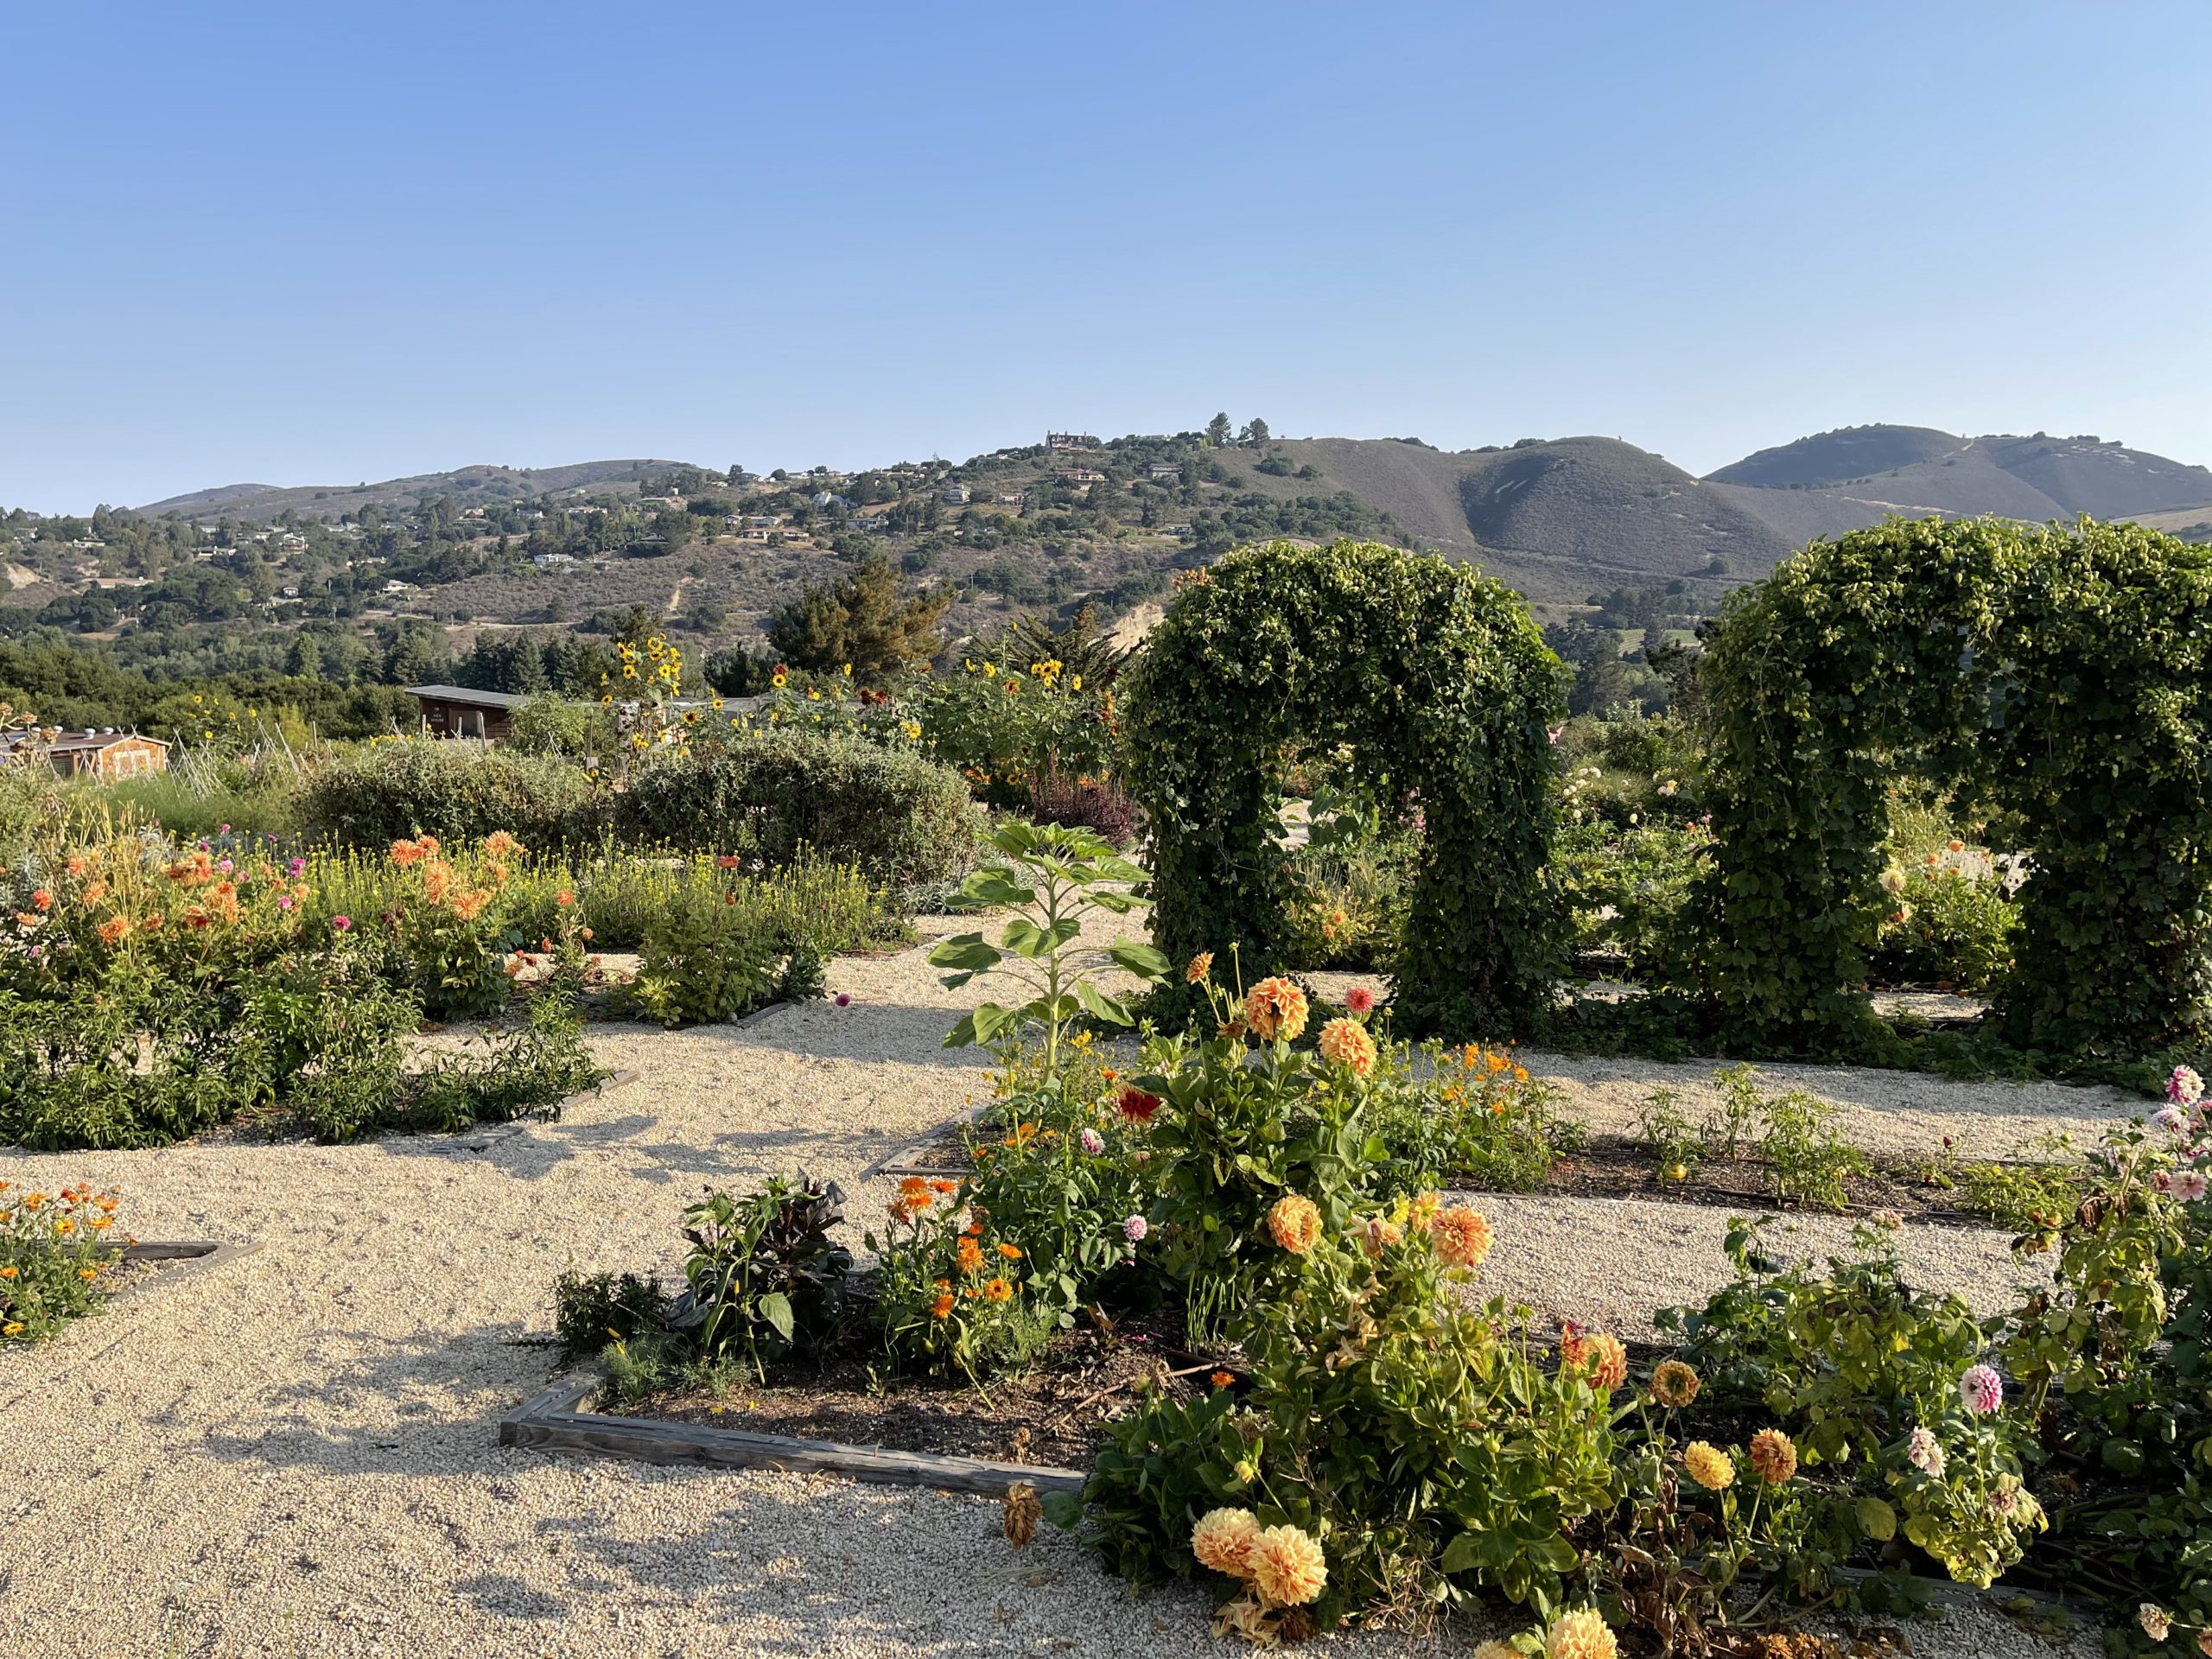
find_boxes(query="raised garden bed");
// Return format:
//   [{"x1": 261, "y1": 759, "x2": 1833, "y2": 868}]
[{"x1": 504, "y1": 1304, "x2": 1213, "y2": 1497}]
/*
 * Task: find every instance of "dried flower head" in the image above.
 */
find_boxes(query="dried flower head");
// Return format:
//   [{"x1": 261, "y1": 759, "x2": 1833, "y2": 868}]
[
  {"x1": 2139, "y1": 1605, "x2": 2171, "y2": 1642},
  {"x1": 1649, "y1": 1358, "x2": 1700, "y2": 1408},
  {"x1": 1002, "y1": 1482, "x2": 1041, "y2": 1549}
]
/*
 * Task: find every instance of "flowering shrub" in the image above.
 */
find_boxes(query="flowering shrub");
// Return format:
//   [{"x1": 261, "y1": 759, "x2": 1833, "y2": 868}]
[
  {"x1": 376, "y1": 833, "x2": 525, "y2": 1018},
  {"x1": 1059, "y1": 1198, "x2": 1620, "y2": 1634},
  {"x1": 0, "y1": 1181, "x2": 125, "y2": 1341},
  {"x1": 1866, "y1": 861, "x2": 2018, "y2": 992},
  {"x1": 867, "y1": 1179, "x2": 1052, "y2": 1381},
  {"x1": 1122, "y1": 538, "x2": 1567, "y2": 1035},
  {"x1": 914, "y1": 645, "x2": 1118, "y2": 810}
]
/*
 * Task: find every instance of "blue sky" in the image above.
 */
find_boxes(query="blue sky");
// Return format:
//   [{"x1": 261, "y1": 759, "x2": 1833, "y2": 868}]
[{"x1": 3, "y1": 2, "x2": 2207, "y2": 512}]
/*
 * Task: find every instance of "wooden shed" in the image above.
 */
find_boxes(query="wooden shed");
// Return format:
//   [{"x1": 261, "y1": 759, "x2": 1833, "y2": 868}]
[
  {"x1": 41, "y1": 730, "x2": 169, "y2": 779},
  {"x1": 405, "y1": 684, "x2": 524, "y2": 742}
]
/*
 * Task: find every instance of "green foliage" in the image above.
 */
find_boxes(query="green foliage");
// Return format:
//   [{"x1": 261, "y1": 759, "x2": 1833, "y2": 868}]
[
  {"x1": 1688, "y1": 516, "x2": 2212, "y2": 1053},
  {"x1": 866, "y1": 1186, "x2": 1054, "y2": 1381},
  {"x1": 297, "y1": 739, "x2": 605, "y2": 850},
  {"x1": 930, "y1": 819, "x2": 1167, "y2": 1072},
  {"x1": 914, "y1": 613, "x2": 1122, "y2": 809},
  {"x1": 1551, "y1": 818, "x2": 1713, "y2": 976},
  {"x1": 621, "y1": 890, "x2": 777, "y2": 1027},
  {"x1": 1122, "y1": 539, "x2": 1567, "y2": 1035},
  {"x1": 616, "y1": 728, "x2": 982, "y2": 893},
  {"x1": 553, "y1": 1269, "x2": 667, "y2": 1364},
  {"x1": 666, "y1": 1177, "x2": 852, "y2": 1381},
  {"x1": 1868, "y1": 863, "x2": 2018, "y2": 991},
  {"x1": 765, "y1": 555, "x2": 949, "y2": 684}
]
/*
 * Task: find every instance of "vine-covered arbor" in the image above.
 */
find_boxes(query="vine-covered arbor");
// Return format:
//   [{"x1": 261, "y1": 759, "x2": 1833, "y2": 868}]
[
  {"x1": 1121, "y1": 538, "x2": 1565, "y2": 1033},
  {"x1": 1691, "y1": 516, "x2": 2212, "y2": 1052}
]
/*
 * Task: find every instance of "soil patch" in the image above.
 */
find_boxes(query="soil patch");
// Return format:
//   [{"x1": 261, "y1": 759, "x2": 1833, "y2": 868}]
[{"x1": 620, "y1": 1303, "x2": 1215, "y2": 1470}]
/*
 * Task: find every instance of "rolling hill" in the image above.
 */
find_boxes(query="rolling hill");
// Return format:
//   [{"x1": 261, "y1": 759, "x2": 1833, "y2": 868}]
[{"x1": 137, "y1": 460, "x2": 679, "y2": 520}]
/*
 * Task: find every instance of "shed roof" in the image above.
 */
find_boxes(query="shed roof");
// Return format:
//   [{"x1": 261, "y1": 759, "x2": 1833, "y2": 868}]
[{"x1": 404, "y1": 684, "x2": 528, "y2": 710}]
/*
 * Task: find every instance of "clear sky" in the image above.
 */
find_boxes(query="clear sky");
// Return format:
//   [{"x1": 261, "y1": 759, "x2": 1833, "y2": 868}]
[{"x1": 4, "y1": 2, "x2": 2207, "y2": 513}]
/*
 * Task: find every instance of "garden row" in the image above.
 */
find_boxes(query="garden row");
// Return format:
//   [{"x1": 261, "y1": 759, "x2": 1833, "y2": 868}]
[{"x1": 542, "y1": 825, "x2": 2212, "y2": 1656}]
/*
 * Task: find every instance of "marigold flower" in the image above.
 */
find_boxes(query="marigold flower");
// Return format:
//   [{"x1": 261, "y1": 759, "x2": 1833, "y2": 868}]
[
  {"x1": 1650, "y1": 1358, "x2": 1700, "y2": 1408},
  {"x1": 930, "y1": 1293, "x2": 954, "y2": 1320},
  {"x1": 996, "y1": 1242, "x2": 1023, "y2": 1259},
  {"x1": 1267, "y1": 1193, "x2": 1323, "y2": 1254},
  {"x1": 96, "y1": 917, "x2": 129, "y2": 945},
  {"x1": 1749, "y1": 1427, "x2": 1796, "y2": 1484},
  {"x1": 1191, "y1": 1507, "x2": 1261, "y2": 1579},
  {"x1": 1115, "y1": 1084, "x2": 1161, "y2": 1125},
  {"x1": 1243, "y1": 976, "x2": 1309, "y2": 1042},
  {"x1": 1430, "y1": 1205, "x2": 1493, "y2": 1269},
  {"x1": 983, "y1": 1276, "x2": 1013, "y2": 1303},
  {"x1": 1211, "y1": 1370, "x2": 1235, "y2": 1389},
  {"x1": 1682, "y1": 1441, "x2": 1734, "y2": 1491},
  {"x1": 929, "y1": 1179, "x2": 956, "y2": 1194},
  {"x1": 0, "y1": 1266, "x2": 16, "y2": 1278},
  {"x1": 899, "y1": 1177, "x2": 935, "y2": 1209},
  {"x1": 1317, "y1": 1016, "x2": 1377, "y2": 1076},
  {"x1": 957, "y1": 1236, "x2": 983, "y2": 1274},
  {"x1": 1546, "y1": 1608, "x2": 1619, "y2": 1659},
  {"x1": 1249, "y1": 1524, "x2": 1326, "y2": 1607},
  {"x1": 1185, "y1": 950, "x2": 1213, "y2": 983}
]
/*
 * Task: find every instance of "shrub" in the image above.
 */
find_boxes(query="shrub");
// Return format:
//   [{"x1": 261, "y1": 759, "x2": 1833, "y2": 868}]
[
  {"x1": 297, "y1": 739, "x2": 604, "y2": 850},
  {"x1": 1, "y1": 1180, "x2": 126, "y2": 1341},
  {"x1": 1867, "y1": 863, "x2": 2018, "y2": 991},
  {"x1": 553, "y1": 1268, "x2": 667, "y2": 1363},
  {"x1": 616, "y1": 729, "x2": 981, "y2": 893},
  {"x1": 1551, "y1": 818, "x2": 1713, "y2": 976},
  {"x1": 915, "y1": 648, "x2": 1118, "y2": 809},
  {"x1": 622, "y1": 893, "x2": 778, "y2": 1027}
]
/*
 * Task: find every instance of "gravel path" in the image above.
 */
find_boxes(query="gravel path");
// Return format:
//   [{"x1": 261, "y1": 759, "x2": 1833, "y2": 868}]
[{"x1": 0, "y1": 918, "x2": 2104, "y2": 1657}]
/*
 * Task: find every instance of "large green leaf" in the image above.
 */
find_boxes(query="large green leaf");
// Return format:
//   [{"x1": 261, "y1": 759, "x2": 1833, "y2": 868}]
[
  {"x1": 758, "y1": 1291, "x2": 794, "y2": 1344},
  {"x1": 1071, "y1": 977, "x2": 1133, "y2": 1027},
  {"x1": 1106, "y1": 940, "x2": 1172, "y2": 982},
  {"x1": 929, "y1": 933, "x2": 1002, "y2": 975}
]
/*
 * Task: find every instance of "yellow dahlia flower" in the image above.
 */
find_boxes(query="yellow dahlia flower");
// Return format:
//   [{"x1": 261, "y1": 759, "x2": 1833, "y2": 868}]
[
  {"x1": 1190, "y1": 1507, "x2": 1260, "y2": 1579},
  {"x1": 1243, "y1": 976, "x2": 1309, "y2": 1042},
  {"x1": 1317, "y1": 1016, "x2": 1377, "y2": 1076},
  {"x1": 1267, "y1": 1193, "x2": 1323, "y2": 1255},
  {"x1": 1547, "y1": 1607, "x2": 1619, "y2": 1659},
  {"x1": 1249, "y1": 1523, "x2": 1327, "y2": 1607},
  {"x1": 1683, "y1": 1440, "x2": 1735, "y2": 1491}
]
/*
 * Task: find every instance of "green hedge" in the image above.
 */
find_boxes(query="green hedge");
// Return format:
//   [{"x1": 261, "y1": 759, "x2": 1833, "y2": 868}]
[
  {"x1": 296, "y1": 741, "x2": 606, "y2": 850},
  {"x1": 615, "y1": 730, "x2": 982, "y2": 892}
]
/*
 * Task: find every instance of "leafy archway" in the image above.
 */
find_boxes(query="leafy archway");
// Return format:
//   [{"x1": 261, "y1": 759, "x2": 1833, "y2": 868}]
[
  {"x1": 1121, "y1": 539, "x2": 1566, "y2": 1033},
  {"x1": 1690, "y1": 516, "x2": 2212, "y2": 1052}
]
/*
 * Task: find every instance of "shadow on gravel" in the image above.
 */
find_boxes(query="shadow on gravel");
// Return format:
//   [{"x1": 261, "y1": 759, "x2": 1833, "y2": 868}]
[{"x1": 194, "y1": 1321, "x2": 555, "y2": 1480}]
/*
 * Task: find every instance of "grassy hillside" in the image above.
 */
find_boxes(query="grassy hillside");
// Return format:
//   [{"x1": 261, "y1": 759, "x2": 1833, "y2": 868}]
[{"x1": 1707, "y1": 425, "x2": 1963, "y2": 488}]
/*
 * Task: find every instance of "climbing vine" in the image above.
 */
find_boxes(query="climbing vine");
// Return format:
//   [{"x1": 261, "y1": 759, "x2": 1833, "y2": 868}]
[
  {"x1": 1121, "y1": 538, "x2": 1565, "y2": 1034},
  {"x1": 1686, "y1": 516, "x2": 2212, "y2": 1053}
]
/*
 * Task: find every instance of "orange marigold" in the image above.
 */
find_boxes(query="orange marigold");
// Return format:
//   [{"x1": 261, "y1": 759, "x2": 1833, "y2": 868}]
[
  {"x1": 1317, "y1": 1017, "x2": 1377, "y2": 1076},
  {"x1": 1267, "y1": 1193, "x2": 1323, "y2": 1255},
  {"x1": 930, "y1": 1293, "x2": 955, "y2": 1320},
  {"x1": 96, "y1": 916, "x2": 129, "y2": 945},
  {"x1": 957, "y1": 1236, "x2": 984, "y2": 1274},
  {"x1": 983, "y1": 1276, "x2": 1013, "y2": 1303},
  {"x1": 899, "y1": 1177, "x2": 935, "y2": 1209},
  {"x1": 1243, "y1": 976, "x2": 1309, "y2": 1042}
]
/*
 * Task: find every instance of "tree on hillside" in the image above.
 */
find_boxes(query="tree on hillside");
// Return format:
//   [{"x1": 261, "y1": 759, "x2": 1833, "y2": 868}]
[
  {"x1": 1205, "y1": 412, "x2": 1233, "y2": 448},
  {"x1": 766, "y1": 556, "x2": 950, "y2": 684},
  {"x1": 1239, "y1": 417, "x2": 1270, "y2": 445}
]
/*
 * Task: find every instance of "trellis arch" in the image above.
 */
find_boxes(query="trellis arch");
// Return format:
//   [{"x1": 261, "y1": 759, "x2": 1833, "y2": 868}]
[
  {"x1": 1690, "y1": 515, "x2": 2212, "y2": 1052},
  {"x1": 1121, "y1": 538, "x2": 1566, "y2": 1033}
]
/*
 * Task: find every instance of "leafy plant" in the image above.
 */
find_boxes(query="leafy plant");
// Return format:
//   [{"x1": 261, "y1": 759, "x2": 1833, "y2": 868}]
[
  {"x1": 669, "y1": 1176, "x2": 852, "y2": 1380},
  {"x1": 867, "y1": 1179, "x2": 1053, "y2": 1381},
  {"x1": 930, "y1": 819, "x2": 1168, "y2": 1073},
  {"x1": 0, "y1": 1180, "x2": 126, "y2": 1341}
]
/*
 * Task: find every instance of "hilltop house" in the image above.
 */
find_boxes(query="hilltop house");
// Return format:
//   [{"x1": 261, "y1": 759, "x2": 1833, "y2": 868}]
[
  {"x1": 1047, "y1": 432, "x2": 1100, "y2": 451},
  {"x1": 1147, "y1": 461, "x2": 1183, "y2": 481},
  {"x1": 942, "y1": 483, "x2": 970, "y2": 505}
]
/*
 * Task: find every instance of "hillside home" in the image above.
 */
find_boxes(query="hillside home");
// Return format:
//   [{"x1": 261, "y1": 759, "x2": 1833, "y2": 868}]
[
  {"x1": 811, "y1": 492, "x2": 853, "y2": 511},
  {"x1": 1147, "y1": 462, "x2": 1183, "y2": 481},
  {"x1": 405, "y1": 684, "x2": 523, "y2": 742},
  {"x1": 1056, "y1": 468, "x2": 1107, "y2": 485},
  {"x1": 532, "y1": 553, "x2": 577, "y2": 569},
  {"x1": 995, "y1": 492, "x2": 1028, "y2": 507},
  {"x1": 942, "y1": 484, "x2": 971, "y2": 505},
  {"x1": 1047, "y1": 432, "x2": 1100, "y2": 451},
  {"x1": 2, "y1": 728, "x2": 169, "y2": 779}
]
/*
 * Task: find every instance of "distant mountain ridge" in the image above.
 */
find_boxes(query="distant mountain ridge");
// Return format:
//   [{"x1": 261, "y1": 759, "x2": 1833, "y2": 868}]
[{"x1": 121, "y1": 425, "x2": 2212, "y2": 613}]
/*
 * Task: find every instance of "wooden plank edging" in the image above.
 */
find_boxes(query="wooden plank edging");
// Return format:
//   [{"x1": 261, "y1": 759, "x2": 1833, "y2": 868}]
[{"x1": 498, "y1": 1375, "x2": 1085, "y2": 1497}]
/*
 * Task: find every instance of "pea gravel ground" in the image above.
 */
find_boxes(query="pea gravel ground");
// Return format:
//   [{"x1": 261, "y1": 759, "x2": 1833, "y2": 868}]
[{"x1": 0, "y1": 918, "x2": 2124, "y2": 1657}]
